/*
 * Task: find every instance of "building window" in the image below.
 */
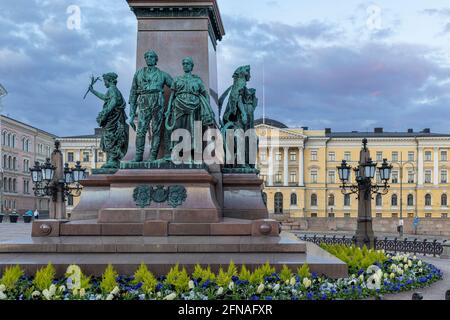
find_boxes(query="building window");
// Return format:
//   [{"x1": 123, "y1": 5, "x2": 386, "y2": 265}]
[
  {"x1": 344, "y1": 213, "x2": 351, "y2": 218},
  {"x1": 23, "y1": 159, "x2": 29, "y2": 173},
  {"x1": 344, "y1": 152, "x2": 351, "y2": 162},
  {"x1": 391, "y1": 194, "x2": 398, "y2": 207},
  {"x1": 441, "y1": 150, "x2": 448, "y2": 161},
  {"x1": 425, "y1": 151, "x2": 432, "y2": 162},
  {"x1": 425, "y1": 213, "x2": 432, "y2": 218},
  {"x1": 376, "y1": 193, "x2": 382, "y2": 207},
  {"x1": 11, "y1": 134, "x2": 15, "y2": 148},
  {"x1": 83, "y1": 152, "x2": 90, "y2": 163},
  {"x1": 408, "y1": 213, "x2": 414, "y2": 218},
  {"x1": 328, "y1": 152, "x2": 336, "y2": 162},
  {"x1": 376, "y1": 213, "x2": 382, "y2": 218},
  {"x1": 328, "y1": 212, "x2": 335, "y2": 218},
  {"x1": 407, "y1": 194, "x2": 414, "y2": 207},
  {"x1": 290, "y1": 193, "x2": 297, "y2": 206},
  {"x1": 311, "y1": 213, "x2": 318, "y2": 218},
  {"x1": 311, "y1": 194, "x2": 318, "y2": 207},
  {"x1": 392, "y1": 213, "x2": 398, "y2": 218},
  {"x1": 275, "y1": 152, "x2": 282, "y2": 161},
  {"x1": 376, "y1": 172, "x2": 382, "y2": 184},
  {"x1": 275, "y1": 172, "x2": 282, "y2": 184},
  {"x1": 310, "y1": 170, "x2": 318, "y2": 183},
  {"x1": 12, "y1": 179, "x2": 17, "y2": 193},
  {"x1": 441, "y1": 170, "x2": 448, "y2": 183},
  {"x1": 290, "y1": 172, "x2": 297, "y2": 183},
  {"x1": 408, "y1": 152, "x2": 415, "y2": 162},
  {"x1": 392, "y1": 152, "x2": 399, "y2": 162},
  {"x1": 310, "y1": 150, "x2": 318, "y2": 161},
  {"x1": 2, "y1": 131, "x2": 6, "y2": 145},
  {"x1": 425, "y1": 194, "x2": 432, "y2": 207},
  {"x1": 290, "y1": 152, "x2": 296, "y2": 161},
  {"x1": 328, "y1": 171, "x2": 336, "y2": 184},
  {"x1": 425, "y1": 170, "x2": 432, "y2": 184},
  {"x1": 68, "y1": 152, "x2": 74, "y2": 163},
  {"x1": 391, "y1": 171, "x2": 399, "y2": 184},
  {"x1": 68, "y1": 195, "x2": 74, "y2": 206},
  {"x1": 328, "y1": 194, "x2": 335, "y2": 206},
  {"x1": 274, "y1": 193, "x2": 283, "y2": 214},
  {"x1": 441, "y1": 194, "x2": 448, "y2": 207},
  {"x1": 98, "y1": 152, "x2": 105, "y2": 163},
  {"x1": 442, "y1": 213, "x2": 448, "y2": 218},
  {"x1": 344, "y1": 194, "x2": 351, "y2": 207},
  {"x1": 376, "y1": 152, "x2": 383, "y2": 162},
  {"x1": 408, "y1": 171, "x2": 415, "y2": 184}
]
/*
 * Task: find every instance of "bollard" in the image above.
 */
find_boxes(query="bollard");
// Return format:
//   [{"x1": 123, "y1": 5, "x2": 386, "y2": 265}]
[
  {"x1": 412, "y1": 292, "x2": 423, "y2": 300},
  {"x1": 441, "y1": 243, "x2": 450, "y2": 260}
]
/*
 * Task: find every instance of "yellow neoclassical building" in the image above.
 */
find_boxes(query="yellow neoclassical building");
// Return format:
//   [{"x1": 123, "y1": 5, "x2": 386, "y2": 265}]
[{"x1": 256, "y1": 119, "x2": 450, "y2": 219}]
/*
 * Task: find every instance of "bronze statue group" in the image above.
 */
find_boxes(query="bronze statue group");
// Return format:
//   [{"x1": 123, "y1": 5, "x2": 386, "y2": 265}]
[{"x1": 87, "y1": 50, "x2": 258, "y2": 170}]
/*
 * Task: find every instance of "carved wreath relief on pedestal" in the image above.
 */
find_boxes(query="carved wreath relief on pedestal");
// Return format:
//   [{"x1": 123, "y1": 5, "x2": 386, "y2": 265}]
[{"x1": 133, "y1": 185, "x2": 187, "y2": 208}]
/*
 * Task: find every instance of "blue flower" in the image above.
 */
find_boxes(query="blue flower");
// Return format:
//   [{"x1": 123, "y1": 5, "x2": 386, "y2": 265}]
[
  {"x1": 311, "y1": 272, "x2": 318, "y2": 279},
  {"x1": 232, "y1": 276, "x2": 239, "y2": 282},
  {"x1": 321, "y1": 293, "x2": 327, "y2": 300},
  {"x1": 250, "y1": 295, "x2": 259, "y2": 301},
  {"x1": 134, "y1": 282, "x2": 143, "y2": 290},
  {"x1": 157, "y1": 276, "x2": 166, "y2": 282},
  {"x1": 291, "y1": 296, "x2": 299, "y2": 301},
  {"x1": 357, "y1": 269, "x2": 365, "y2": 276},
  {"x1": 202, "y1": 280, "x2": 211, "y2": 288},
  {"x1": 265, "y1": 296, "x2": 273, "y2": 300},
  {"x1": 156, "y1": 283, "x2": 163, "y2": 291},
  {"x1": 296, "y1": 276, "x2": 301, "y2": 283},
  {"x1": 307, "y1": 292, "x2": 314, "y2": 300}
]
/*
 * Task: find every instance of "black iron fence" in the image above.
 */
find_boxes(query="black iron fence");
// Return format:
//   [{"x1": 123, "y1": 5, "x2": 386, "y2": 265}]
[{"x1": 298, "y1": 234, "x2": 447, "y2": 257}]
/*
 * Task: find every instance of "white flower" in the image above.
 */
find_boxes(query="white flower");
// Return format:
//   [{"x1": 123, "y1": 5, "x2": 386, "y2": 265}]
[
  {"x1": 418, "y1": 260, "x2": 422, "y2": 267},
  {"x1": 398, "y1": 269, "x2": 404, "y2": 275},
  {"x1": 80, "y1": 288, "x2": 86, "y2": 297},
  {"x1": 359, "y1": 275, "x2": 364, "y2": 282},
  {"x1": 0, "y1": 284, "x2": 6, "y2": 292},
  {"x1": 418, "y1": 268, "x2": 423, "y2": 273},
  {"x1": 0, "y1": 291, "x2": 7, "y2": 300},
  {"x1": 73, "y1": 288, "x2": 79, "y2": 296},
  {"x1": 58, "y1": 285, "x2": 66, "y2": 293},
  {"x1": 399, "y1": 263, "x2": 404, "y2": 269},
  {"x1": 408, "y1": 261, "x2": 412, "y2": 267},
  {"x1": 228, "y1": 281, "x2": 235, "y2": 291},
  {"x1": 96, "y1": 294, "x2": 102, "y2": 300},
  {"x1": 413, "y1": 256, "x2": 417, "y2": 260},
  {"x1": 32, "y1": 291, "x2": 41, "y2": 298},
  {"x1": 257, "y1": 283, "x2": 265, "y2": 294},
  {"x1": 366, "y1": 274, "x2": 381, "y2": 291},
  {"x1": 157, "y1": 292, "x2": 162, "y2": 298},
  {"x1": 302, "y1": 278, "x2": 311, "y2": 289},
  {"x1": 106, "y1": 294, "x2": 114, "y2": 300},
  {"x1": 273, "y1": 284, "x2": 280, "y2": 292},
  {"x1": 188, "y1": 281, "x2": 195, "y2": 290},
  {"x1": 111, "y1": 286, "x2": 120, "y2": 296},
  {"x1": 49, "y1": 284, "x2": 56, "y2": 295},
  {"x1": 163, "y1": 293, "x2": 177, "y2": 300},
  {"x1": 290, "y1": 277, "x2": 296, "y2": 286},
  {"x1": 366, "y1": 265, "x2": 381, "y2": 275},
  {"x1": 403, "y1": 257, "x2": 408, "y2": 263},
  {"x1": 390, "y1": 273, "x2": 396, "y2": 279},
  {"x1": 216, "y1": 287, "x2": 224, "y2": 296},
  {"x1": 42, "y1": 289, "x2": 52, "y2": 300},
  {"x1": 348, "y1": 279, "x2": 357, "y2": 285},
  {"x1": 384, "y1": 273, "x2": 389, "y2": 279},
  {"x1": 404, "y1": 265, "x2": 409, "y2": 271}
]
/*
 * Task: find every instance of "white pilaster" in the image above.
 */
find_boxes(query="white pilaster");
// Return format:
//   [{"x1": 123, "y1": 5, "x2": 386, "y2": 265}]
[
  {"x1": 434, "y1": 147, "x2": 439, "y2": 185},
  {"x1": 298, "y1": 147, "x2": 304, "y2": 186},
  {"x1": 284, "y1": 147, "x2": 289, "y2": 186},
  {"x1": 268, "y1": 147, "x2": 274, "y2": 186},
  {"x1": 418, "y1": 148, "x2": 424, "y2": 186}
]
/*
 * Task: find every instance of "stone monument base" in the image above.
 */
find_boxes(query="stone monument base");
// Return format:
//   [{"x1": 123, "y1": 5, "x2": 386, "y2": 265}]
[{"x1": 0, "y1": 232, "x2": 347, "y2": 278}]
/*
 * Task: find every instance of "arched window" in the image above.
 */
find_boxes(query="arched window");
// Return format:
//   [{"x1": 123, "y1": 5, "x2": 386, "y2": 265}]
[
  {"x1": 274, "y1": 193, "x2": 283, "y2": 214},
  {"x1": 3, "y1": 178, "x2": 7, "y2": 192},
  {"x1": 441, "y1": 194, "x2": 448, "y2": 207},
  {"x1": 8, "y1": 156, "x2": 11, "y2": 169},
  {"x1": 311, "y1": 194, "x2": 318, "y2": 207},
  {"x1": 391, "y1": 194, "x2": 398, "y2": 206},
  {"x1": 8, "y1": 178, "x2": 12, "y2": 192},
  {"x1": 13, "y1": 157, "x2": 16, "y2": 171},
  {"x1": 425, "y1": 194, "x2": 432, "y2": 207},
  {"x1": 407, "y1": 194, "x2": 414, "y2": 206},
  {"x1": 7, "y1": 133, "x2": 11, "y2": 147},
  {"x1": 12, "y1": 179, "x2": 16, "y2": 193},
  {"x1": 2, "y1": 155, "x2": 6, "y2": 168},
  {"x1": 2, "y1": 131, "x2": 6, "y2": 145},
  {"x1": 290, "y1": 193, "x2": 298, "y2": 206},
  {"x1": 11, "y1": 134, "x2": 15, "y2": 148},
  {"x1": 344, "y1": 194, "x2": 351, "y2": 207},
  {"x1": 328, "y1": 194, "x2": 335, "y2": 206}
]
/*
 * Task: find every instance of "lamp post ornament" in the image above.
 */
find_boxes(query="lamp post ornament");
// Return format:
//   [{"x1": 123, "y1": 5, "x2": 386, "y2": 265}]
[
  {"x1": 30, "y1": 141, "x2": 86, "y2": 220},
  {"x1": 337, "y1": 138, "x2": 393, "y2": 248}
]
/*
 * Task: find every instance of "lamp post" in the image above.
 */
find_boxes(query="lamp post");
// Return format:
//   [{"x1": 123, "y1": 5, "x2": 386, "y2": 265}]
[
  {"x1": 391, "y1": 152, "x2": 415, "y2": 238},
  {"x1": 30, "y1": 141, "x2": 86, "y2": 220},
  {"x1": 0, "y1": 83, "x2": 8, "y2": 215},
  {"x1": 337, "y1": 139, "x2": 393, "y2": 248}
]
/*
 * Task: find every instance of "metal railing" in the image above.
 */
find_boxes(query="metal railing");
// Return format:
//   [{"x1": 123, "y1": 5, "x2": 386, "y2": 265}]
[{"x1": 298, "y1": 234, "x2": 447, "y2": 257}]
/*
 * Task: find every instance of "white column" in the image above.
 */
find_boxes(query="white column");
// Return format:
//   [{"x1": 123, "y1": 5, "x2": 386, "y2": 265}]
[
  {"x1": 434, "y1": 147, "x2": 439, "y2": 185},
  {"x1": 268, "y1": 147, "x2": 274, "y2": 186},
  {"x1": 284, "y1": 147, "x2": 289, "y2": 186},
  {"x1": 91, "y1": 148, "x2": 97, "y2": 169},
  {"x1": 298, "y1": 147, "x2": 304, "y2": 186},
  {"x1": 76, "y1": 150, "x2": 81, "y2": 162},
  {"x1": 418, "y1": 148, "x2": 424, "y2": 186}
]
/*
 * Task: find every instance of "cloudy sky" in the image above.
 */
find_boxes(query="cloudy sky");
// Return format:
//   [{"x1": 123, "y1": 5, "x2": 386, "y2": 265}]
[{"x1": 1, "y1": 0, "x2": 450, "y2": 136}]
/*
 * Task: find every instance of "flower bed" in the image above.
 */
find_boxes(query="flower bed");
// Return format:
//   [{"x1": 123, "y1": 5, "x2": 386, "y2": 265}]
[{"x1": 0, "y1": 248, "x2": 443, "y2": 300}]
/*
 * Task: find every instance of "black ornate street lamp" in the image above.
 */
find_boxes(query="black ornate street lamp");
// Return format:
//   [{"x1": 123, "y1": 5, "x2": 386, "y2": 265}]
[
  {"x1": 30, "y1": 141, "x2": 86, "y2": 219},
  {"x1": 337, "y1": 138, "x2": 393, "y2": 248}
]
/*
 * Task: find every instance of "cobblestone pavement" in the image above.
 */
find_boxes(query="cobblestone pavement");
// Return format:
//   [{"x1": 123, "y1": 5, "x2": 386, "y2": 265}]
[
  {"x1": 0, "y1": 223, "x2": 448, "y2": 300},
  {"x1": 294, "y1": 230, "x2": 450, "y2": 241}
]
